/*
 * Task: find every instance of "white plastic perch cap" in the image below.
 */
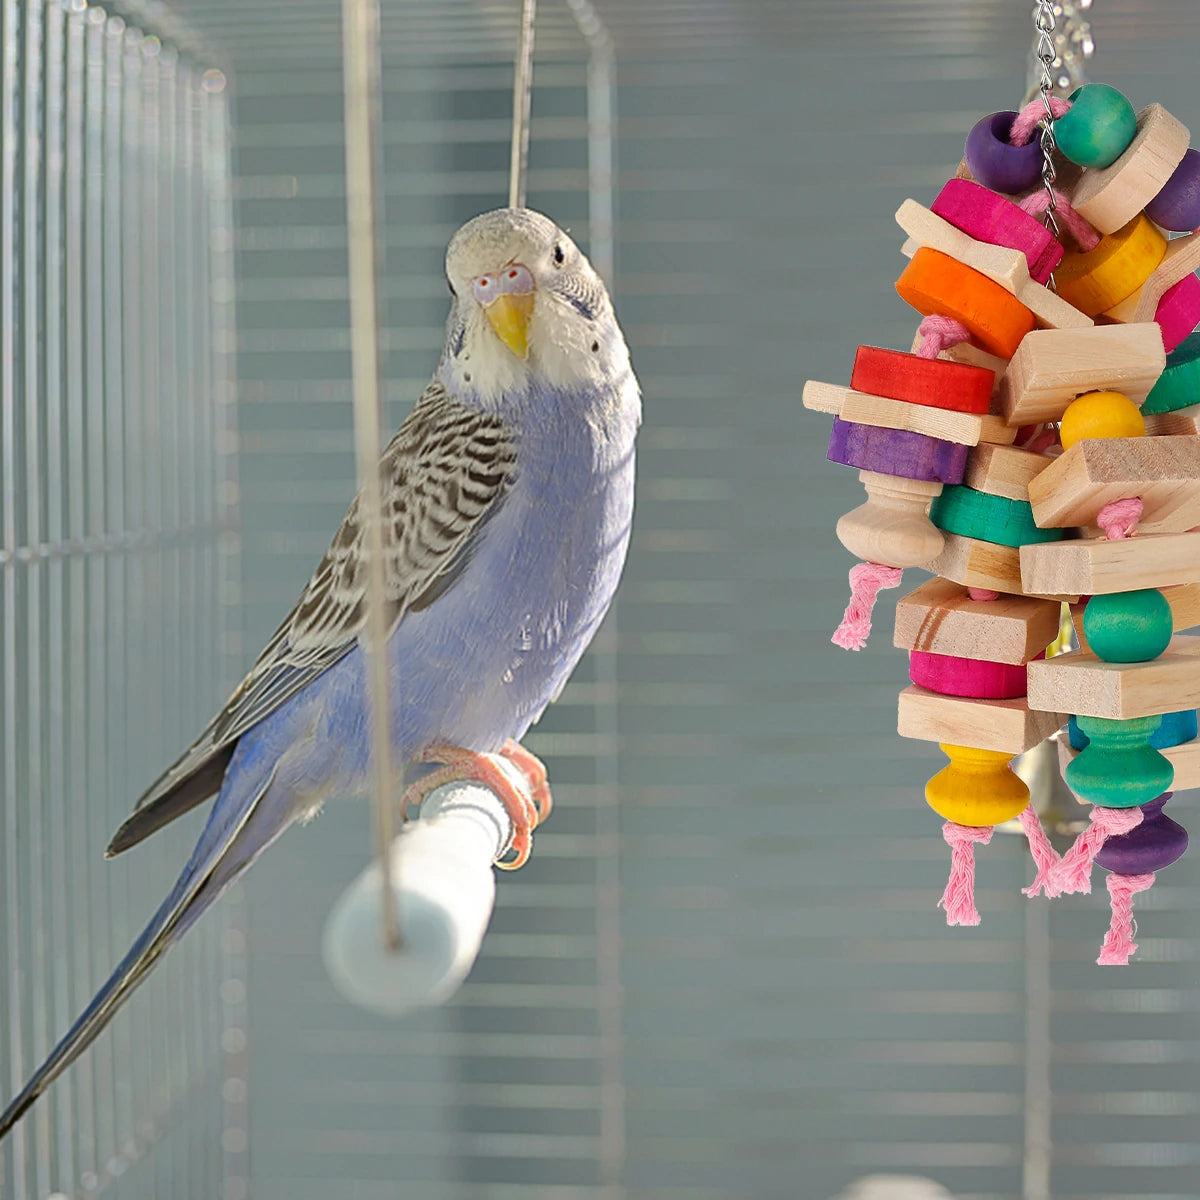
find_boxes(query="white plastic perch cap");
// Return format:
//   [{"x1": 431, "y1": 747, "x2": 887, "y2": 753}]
[{"x1": 322, "y1": 762, "x2": 521, "y2": 1017}]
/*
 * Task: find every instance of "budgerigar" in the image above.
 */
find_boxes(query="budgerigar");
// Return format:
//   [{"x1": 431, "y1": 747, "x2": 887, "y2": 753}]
[{"x1": 0, "y1": 207, "x2": 640, "y2": 1139}]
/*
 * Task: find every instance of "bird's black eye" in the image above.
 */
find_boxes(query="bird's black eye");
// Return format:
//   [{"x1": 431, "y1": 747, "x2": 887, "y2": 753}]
[{"x1": 553, "y1": 244, "x2": 565, "y2": 266}]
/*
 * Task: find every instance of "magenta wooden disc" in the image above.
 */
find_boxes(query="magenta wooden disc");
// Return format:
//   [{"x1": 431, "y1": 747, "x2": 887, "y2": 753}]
[
  {"x1": 1155, "y1": 272, "x2": 1200, "y2": 354},
  {"x1": 930, "y1": 178, "x2": 1064, "y2": 285},
  {"x1": 909, "y1": 649, "x2": 1029, "y2": 698}
]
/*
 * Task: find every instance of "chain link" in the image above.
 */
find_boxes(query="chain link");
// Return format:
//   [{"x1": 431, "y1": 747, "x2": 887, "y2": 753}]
[{"x1": 1033, "y1": 2, "x2": 1061, "y2": 252}]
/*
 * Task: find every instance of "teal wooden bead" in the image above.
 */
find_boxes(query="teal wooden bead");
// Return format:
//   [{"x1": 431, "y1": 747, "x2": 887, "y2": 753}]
[
  {"x1": 929, "y1": 485, "x2": 1062, "y2": 548},
  {"x1": 1070, "y1": 708, "x2": 1197, "y2": 750},
  {"x1": 1142, "y1": 331, "x2": 1200, "y2": 416},
  {"x1": 1057, "y1": 84, "x2": 1138, "y2": 169},
  {"x1": 1083, "y1": 589, "x2": 1173, "y2": 663},
  {"x1": 1067, "y1": 715, "x2": 1174, "y2": 807}
]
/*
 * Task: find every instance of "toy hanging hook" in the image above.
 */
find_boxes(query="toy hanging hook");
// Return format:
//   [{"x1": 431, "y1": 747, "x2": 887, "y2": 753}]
[{"x1": 509, "y1": 0, "x2": 537, "y2": 208}]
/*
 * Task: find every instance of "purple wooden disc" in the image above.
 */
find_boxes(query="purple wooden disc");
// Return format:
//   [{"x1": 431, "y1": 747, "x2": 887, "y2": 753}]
[
  {"x1": 827, "y1": 417, "x2": 968, "y2": 484},
  {"x1": 1094, "y1": 793, "x2": 1189, "y2": 874},
  {"x1": 1145, "y1": 148, "x2": 1200, "y2": 232},
  {"x1": 964, "y1": 111, "x2": 1043, "y2": 195}
]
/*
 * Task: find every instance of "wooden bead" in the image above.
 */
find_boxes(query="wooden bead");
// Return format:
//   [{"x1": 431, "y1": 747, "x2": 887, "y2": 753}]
[
  {"x1": 1070, "y1": 708, "x2": 1197, "y2": 750},
  {"x1": 1083, "y1": 589, "x2": 1173, "y2": 663},
  {"x1": 929, "y1": 178, "x2": 1064, "y2": 284},
  {"x1": 1066, "y1": 715, "x2": 1173, "y2": 808},
  {"x1": 1055, "y1": 214, "x2": 1167, "y2": 318},
  {"x1": 896, "y1": 248, "x2": 1036, "y2": 359},
  {"x1": 1154, "y1": 273, "x2": 1200, "y2": 355},
  {"x1": 835, "y1": 470, "x2": 944, "y2": 569},
  {"x1": 925, "y1": 744, "x2": 1030, "y2": 826},
  {"x1": 826, "y1": 417, "x2": 968, "y2": 484},
  {"x1": 1056, "y1": 84, "x2": 1138, "y2": 169},
  {"x1": 1093, "y1": 794, "x2": 1188, "y2": 874},
  {"x1": 1144, "y1": 147, "x2": 1200, "y2": 231},
  {"x1": 964, "y1": 111, "x2": 1044, "y2": 193},
  {"x1": 1142, "y1": 330, "x2": 1200, "y2": 415},
  {"x1": 1069, "y1": 104, "x2": 1191, "y2": 235},
  {"x1": 850, "y1": 345, "x2": 993, "y2": 414},
  {"x1": 1059, "y1": 390, "x2": 1145, "y2": 450},
  {"x1": 930, "y1": 485, "x2": 1062, "y2": 548},
  {"x1": 909, "y1": 650, "x2": 1028, "y2": 698}
]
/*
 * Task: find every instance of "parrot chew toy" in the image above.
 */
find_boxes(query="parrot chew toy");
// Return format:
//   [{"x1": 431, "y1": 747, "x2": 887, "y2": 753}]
[{"x1": 805, "y1": 61, "x2": 1200, "y2": 962}]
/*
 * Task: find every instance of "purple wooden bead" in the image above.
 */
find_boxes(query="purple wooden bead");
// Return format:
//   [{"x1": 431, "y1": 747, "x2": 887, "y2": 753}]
[
  {"x1": 964, "y1": 111, "x2": 1044, "y2": 195},
  {"x1": 826, "y1": 417, "x2": 968, "y2": 484},
  {"x1": 1145, "y1": 148, "x2": 1200, "y2": 232},
  {"x1": 1094, "y1": 793, "x2": 1189, "y2": 874}
]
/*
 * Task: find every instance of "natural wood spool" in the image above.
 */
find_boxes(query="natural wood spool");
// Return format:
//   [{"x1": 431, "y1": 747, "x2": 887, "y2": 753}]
[{"x1": 835, "y1": 470, "x2": 945, "y2": 568}]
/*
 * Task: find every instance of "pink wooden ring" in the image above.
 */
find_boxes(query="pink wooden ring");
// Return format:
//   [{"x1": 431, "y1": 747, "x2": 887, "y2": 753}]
[
  {"x1": 930, "y1": 178, "x2": 1065, "y2": 285},
  {"x1": 909, "y1": 649, "x2": 1029, "y2": 699},
  {"x1": 1155, "y1": 273, "x2": 1200, "y2": 354}
]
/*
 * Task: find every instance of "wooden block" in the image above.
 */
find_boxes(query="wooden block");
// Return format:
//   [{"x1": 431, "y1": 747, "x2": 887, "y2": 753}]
[
  {"x1": 1070, "y1": 582, "x2": 1200, "y2": 654},
  {"x1": 1020, "y1": 531, "x2": 1200, "y2": 597},
  {"x1": 1143, "y1": 332, "x2": 1200, "y2": 415},
  {"x1": 850, "y1": 346, "x2": 993, "y2": 414},
  {"x1": 1069, "y1": 104, "x2": 1191, "y2": 235},
  {"x1": 964, "y1": 443, "x2": 1052, "y2": 502},
  {"x1": 894, "y1": 576, "x2": 1062, "y2": 664},
  {"x1": 827, "y1": 418, "x2": 969, "y2": 484},
  {"x1": 803, "y1": 380, "x2": 1016, "y2": 446},
  {"x1": 997, "y1": 324, "x2": 1167, "y2": 424},
  {"x1": 896, "y1": 199, "x2": 1092, "y2": 330},
  {"x1": 1104, "y1": 230, "x2": 1200, "y2": 324},
  {"x1": 1144, "y1": 403, "x2": 1200, "y2": 437},
  {"x1": 908, "y1": 333, "x2": 1009, "y2": 391},
  {"x1": 930, "y1": 485, "x2": 1062, "y2": 547},
  {"x1": 1027, "y1": 436, "x2": 1200, "y2": 534},
  {"x1": 1057, "y1": 732, "x2": 1200, "y2": 793},
  {"x1": 1155, "y1": 273, "x2": 1200, "y2": 355},
  {"x1": 1028, "y1": 634, "x2": 1200, "y2": 719},
  {"x1": 898, "y1": 685, "x2": 1064, "y2": 754},
  {"x1": 928, "y1": 532, "x2": 1077, "y2": 600}
]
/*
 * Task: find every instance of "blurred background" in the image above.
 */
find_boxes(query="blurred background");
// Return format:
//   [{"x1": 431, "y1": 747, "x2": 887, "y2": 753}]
[{"x1": 4, "y1": 1, "x2": 1200, "y2": 1197}]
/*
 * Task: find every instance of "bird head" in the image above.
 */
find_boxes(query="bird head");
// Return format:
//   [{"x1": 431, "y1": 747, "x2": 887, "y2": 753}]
[{"x1": 443, "y1": 207, "x2": 625, "y2": 403}]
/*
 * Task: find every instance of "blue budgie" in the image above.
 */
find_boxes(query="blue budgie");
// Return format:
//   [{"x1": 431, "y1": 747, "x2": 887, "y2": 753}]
[{"x1": 0, "y1": 207, "x2": 641, "y2": 1139}]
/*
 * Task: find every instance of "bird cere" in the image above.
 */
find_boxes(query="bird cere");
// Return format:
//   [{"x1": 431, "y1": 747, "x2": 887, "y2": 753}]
[
  {"x1": 804, "y1": 74, "x2": 1200, "y2": 964},
  {"x1": 0, "y1": 207, "x2": 641, "y2": 1139}
]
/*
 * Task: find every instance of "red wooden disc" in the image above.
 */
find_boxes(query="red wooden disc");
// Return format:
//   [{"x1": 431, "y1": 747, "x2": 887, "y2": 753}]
[
  {"x1": 908, "y1": 649, "x2": 1028, "y2": 699},
  {"x1": 851, "y1": 345, "x2": 994, "y2": 414}
]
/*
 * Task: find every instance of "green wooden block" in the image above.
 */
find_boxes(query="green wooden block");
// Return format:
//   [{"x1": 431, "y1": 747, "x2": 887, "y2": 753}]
[
  {"x1": 929, "y1": 484, "x2": 1063, "y2": 548},
  {"x1": 1067, "y1": 714, "x2": 1173, "y2": 807},
  {"x1": 1142, "y1": 331, "x2": 1200, "y2": 415}
]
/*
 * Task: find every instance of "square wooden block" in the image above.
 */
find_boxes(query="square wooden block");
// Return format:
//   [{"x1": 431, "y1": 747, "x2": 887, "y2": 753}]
[
  {"x1": 1020, "y1": 531, "x2": 1200, "y2": 596},
  {"x1": 898, "y1": 685, "x2": 1064, "y2": 753},
  {"x1": 966, "y1": 443, "x2": 1053, "y2": 502},
  {"x1": 932, "y1": 532, "x2": 1077, "y2": 600}
]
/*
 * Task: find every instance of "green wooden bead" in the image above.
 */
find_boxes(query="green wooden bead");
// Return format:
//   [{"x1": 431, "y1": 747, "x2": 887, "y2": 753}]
[
  {"x1": 929, "y1": 485, "x2": 1063, "y2": 548},
  {"x1": 1067, "y1": 715, "x2": 1174, "y2": 807},
  {"x1": 1142, "y1": 330, "x2": 1200, "y2": 415},
  {"x1": 1083, "y1": 589, "x2": 1173, "y2": 663},
  {"x1": 1057, "y1": 84, "x2": 1138, "y2": 169}
]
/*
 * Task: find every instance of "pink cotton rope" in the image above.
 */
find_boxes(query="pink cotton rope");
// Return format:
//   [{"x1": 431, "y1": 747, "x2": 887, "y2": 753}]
[
  {"x1": 1050, "y1": 805, "x2": 1144, "y2": 897},
  {"x1": 1009, "y1": 96, "x2": 1072, "y2": 146},
  {"x1": 1018, "y1": 188, "x2": 1101, "y2": 251},
  {"x1": 938, "y1": 822, "x2": 994, "y2": 926},
  {"x1": 831, "y1": 562, "x2": 903, "y2": 651},
  {"x1": 1097, "y1": 872, "x2": 1156, "y2": 966},
  {"x1": 1019, "y1": 803, "x2": 1063, "y2": 898},
  {"x1": 916, "y1": 314, "x2": 972, "y2": 359},
  {"x1": 1098, "y1": 497, "x2": 1143, "y2": 540},
  {"x1": 967, "y1": 587, "x2": 1000, "y2": 601}
]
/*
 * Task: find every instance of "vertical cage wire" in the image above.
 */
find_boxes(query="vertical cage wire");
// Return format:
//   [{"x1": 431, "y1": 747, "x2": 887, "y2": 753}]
[{"x1": 0, "y1": 2, "x2": 239, "y2": 1196}]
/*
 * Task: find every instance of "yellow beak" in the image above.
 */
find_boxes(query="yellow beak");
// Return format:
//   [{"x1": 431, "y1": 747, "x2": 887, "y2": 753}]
[{"x1": 483, "y1": 292, "x2": 535, "y2": 359}]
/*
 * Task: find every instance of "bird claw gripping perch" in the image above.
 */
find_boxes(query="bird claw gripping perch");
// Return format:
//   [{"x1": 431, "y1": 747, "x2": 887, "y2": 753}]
[{"x1": 400, "y1": 741, "x2": 551, "y2": 870}]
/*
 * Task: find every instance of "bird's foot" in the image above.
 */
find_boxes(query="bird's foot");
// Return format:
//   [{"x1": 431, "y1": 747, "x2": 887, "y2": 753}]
[
  {"x1": 401, "y1": 743, "x2": 542, "y2": 869},
  {"x1": 499, "y1": 739, "x2": 552, "y2": 823}
]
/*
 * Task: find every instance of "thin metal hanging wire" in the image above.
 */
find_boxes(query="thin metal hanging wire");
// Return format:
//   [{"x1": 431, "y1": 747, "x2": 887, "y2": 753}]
[
  {"x1": 509, "y1": 0, "x2": 536, "y2": 209},
  {"x1": 1033, "y1": 1, "x2": 1062, "y2": 271},
  {"x1": 340, "y1": 0, "x2": 401, "y2": 952}
]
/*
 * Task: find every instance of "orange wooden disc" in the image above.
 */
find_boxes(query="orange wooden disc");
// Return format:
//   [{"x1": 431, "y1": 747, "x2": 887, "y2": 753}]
[{"x1": 895, "y1": 247, "x2": 1036, "y2": 359}]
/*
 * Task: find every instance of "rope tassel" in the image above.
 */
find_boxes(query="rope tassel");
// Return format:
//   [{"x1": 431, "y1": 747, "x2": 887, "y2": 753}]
[
  {"x1": 938, "y1": 822, "x2": 994, "y2": 926},
  {"x1": 1097, "y1": 872, "x2": 1156, "y2": 966},
  {"x1": 1050, "y1": 805, "x2": 1144, "y2": 896},
  {"x1": 831, "y1": 563, "x2": 902, "y2": 651},
  {"x1": 1019, "y1": 803, "x2": 1063, "y2": 898}
]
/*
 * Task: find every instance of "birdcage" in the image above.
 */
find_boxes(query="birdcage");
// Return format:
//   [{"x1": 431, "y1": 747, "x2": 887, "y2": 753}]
[{"x1": 5, "y1": 2, "x2": 1200, "y2": 1199}]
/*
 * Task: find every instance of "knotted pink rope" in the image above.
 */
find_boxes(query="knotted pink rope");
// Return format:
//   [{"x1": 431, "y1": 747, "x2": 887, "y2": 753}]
[
  {"x1": 1019, "y1": 803, "x2": 1063, "y2": 898},
  {"x1": 1018, "y1": 188, "x2": 1101, "y2": 251},
  {"x1": 1019, "y1": 425, "x2": 1059, "y2": 455},
  {"x1": 1097, "y1": 497, "x2": 1143, "y2": 540},
  {"x1": 1009, "y1": 96, "x2": 1073, "y2": 146},
  {"x1": 938, "y1": 822, "x2": 994, "y2": 926},
  {"x1": 1097, "y1": 872, "x2": 1156, "y2": 966},
  {"x1": 831, "y1": 562, "x2": 902, "y2": 651},
  {"x1": 916, "y1": 314, "x2": 972, "y2": 359},
  {"x1": 1050, "y1": 805, "x2": 1144, "y2": 896},
  {"x1": 967, "y1": 587, "x2": 999, "y2": 601}
]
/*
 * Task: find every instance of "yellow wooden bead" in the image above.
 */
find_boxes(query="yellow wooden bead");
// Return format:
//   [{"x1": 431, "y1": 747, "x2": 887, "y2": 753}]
[
  {"x1": 1059, "y1": 390, "x2": 1146, "y2": 449},
  {"x1": 925, "y1": 744, "x2": 1029, "y2": 826}
]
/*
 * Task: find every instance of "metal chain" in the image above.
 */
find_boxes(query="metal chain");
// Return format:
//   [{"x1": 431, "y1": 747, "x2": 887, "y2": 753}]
[{"x1": 1033, "y1": 2, "x2": 1061, "y2": 252}]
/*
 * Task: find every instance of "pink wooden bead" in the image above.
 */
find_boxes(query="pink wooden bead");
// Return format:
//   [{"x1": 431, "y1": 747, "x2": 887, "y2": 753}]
[
  {"x1": 1155, "y1": 272, "x2": 1200, "y2": 354},
  {"x1": 909, "y1": 649, "x2": 1029, "y2": 699},
  {"x1": 930, "y1": 178, "x2": 1065, "y2": 285}
]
